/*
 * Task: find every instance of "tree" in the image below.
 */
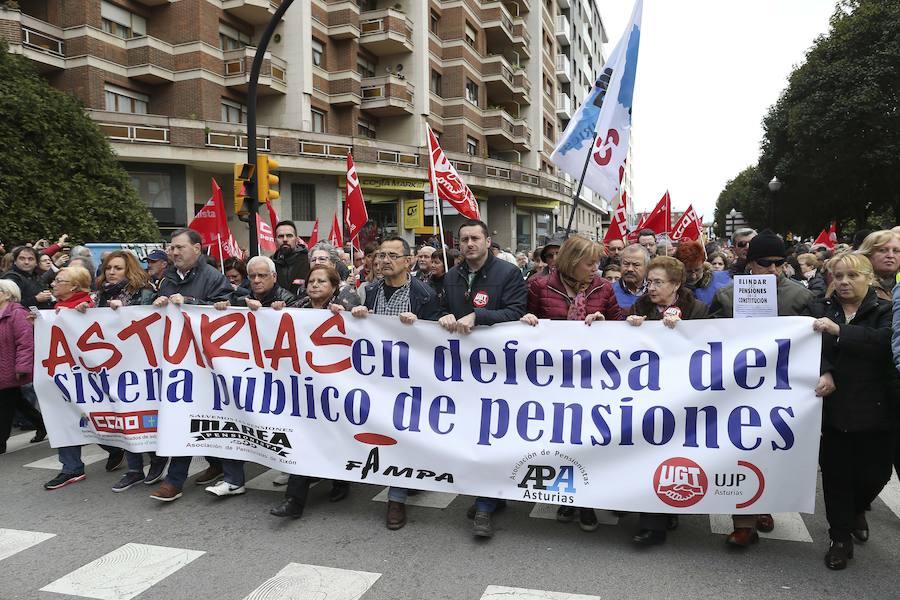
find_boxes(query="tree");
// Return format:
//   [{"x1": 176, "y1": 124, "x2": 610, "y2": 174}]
[
  {"x1": 0, "y1": 40, "x2": 159, "y2": 245},
  {"x1": 757, "y1": 0, "x2": 900, "y2": 236},
  {"x1": 713, "y1": 165, "x2": 770, "y2": 238}
]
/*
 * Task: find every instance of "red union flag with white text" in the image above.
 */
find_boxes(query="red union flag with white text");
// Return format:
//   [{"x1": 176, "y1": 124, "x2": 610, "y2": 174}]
[
  {"x1": 427, "y1": 125, "x2": 480, "y2": 220},
  {"x1": 188, "y1": 178, "x2": 240, "y2": 260},
  {"x1": 345, "y1": 152, "x2": 369, "y2": 243},
  {"x1": 604, "y1": 192, "x2": 629, "y2": 243},
  {"x1": 671, "y1": 204, "x2": 702, "y2": 241}
]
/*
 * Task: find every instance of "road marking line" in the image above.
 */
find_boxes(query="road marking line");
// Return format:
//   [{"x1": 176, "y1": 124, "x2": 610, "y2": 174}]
[
  {"x1": 528, "y1": 504, "x2": 619, "y2": 525},
  {"x1": 3, "y1": 431, "x2": 47, "y2": 454},
  {"x1": 243, "y1": 563, "x2": 381, "y2": 600},
  {"x1": 0, "y1": 528, "x2": 55, "y2": 562},
  {"x1": 371, "y1": 487, "x2": 457, "y2": 508},
  {"x1": 24, "y1": 447, "x2": 107, "y2": 470},
  {"x1": 480, "y1": 585, "x2": 600, "y2": 600},
  {"x1": 40, "y1": 543, "x2": 204, "y2": 600},
  {"x1": 709, "y1": 513, "x2": 813, "y2": 542},
  {"x1": 877, "y1": 473, "x2": 900, "y2": 519}
]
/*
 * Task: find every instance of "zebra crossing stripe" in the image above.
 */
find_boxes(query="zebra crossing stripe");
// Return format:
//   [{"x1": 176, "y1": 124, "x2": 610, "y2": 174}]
[
  {"x1": 480, "y1": 585, "x2": 601, "y2": 600},
  {"x1": 24, "y1": 447, "x2": 108, "y2": 470},
  {"x1": 40, "y1": 543, "x2": 204, "y2": 600},
  {"x1": 243, "y1": 563, "x2": 381, "y2": 600},
  {"x1": 3, "y1": 431, "x2": 47, "y2": 454},
  {"x1": 877, "y1": 473, "x2": 900, "y2": 519},
  {"x1": 371, "y1": 487, "x2": 457, "y2": 508},
  {"x1": 708, "y1": 513, "x2": 813, "y2": 542},
  {"x1": 0, "y1": 528, "x2": 55, "y2": 562},
  {"x1": 528, "y1": 504, "x2": 619, "y2": 525}
]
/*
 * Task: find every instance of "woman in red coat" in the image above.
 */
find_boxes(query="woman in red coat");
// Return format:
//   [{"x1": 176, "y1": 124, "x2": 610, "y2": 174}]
[{"x1": 521, "y1": 234, "x2": 625, "y2": 531}]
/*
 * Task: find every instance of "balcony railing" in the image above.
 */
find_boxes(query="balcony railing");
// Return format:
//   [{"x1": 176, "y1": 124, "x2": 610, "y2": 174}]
[
  {"x1": 21, "y1": 26, "x2": 64, "y2": 57},
  {"x1": 206, "y1": 132, "x2": 270, "y2": 152},
  {"x1": 555, "y1": 15, "x2": 571, "y2": 45},
  {"x1": 97, "y1": 123, "x2": 169, "y2": 144}
]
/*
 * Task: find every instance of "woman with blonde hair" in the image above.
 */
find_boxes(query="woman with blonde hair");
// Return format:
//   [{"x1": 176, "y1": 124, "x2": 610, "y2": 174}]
[
  {"x1": 858, "y1": 230, "x2": 900, "y2": 300},
  {"x1": 810, "y1": 251, "x2": 895, "y2": 570}
]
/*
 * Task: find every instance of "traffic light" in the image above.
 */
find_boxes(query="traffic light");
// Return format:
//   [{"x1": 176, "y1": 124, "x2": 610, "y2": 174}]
[
  {"x1": 257, "y1": 155, "x2": 280, "y2": 203},
  {"x1": 233, "y1": 163, "x2": 249, "y2": 216}
]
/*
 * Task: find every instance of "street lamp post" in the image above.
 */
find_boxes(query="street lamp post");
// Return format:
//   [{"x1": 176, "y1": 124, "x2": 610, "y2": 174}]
[
  {"x1": 768, "y1": 176, "x2": 782, "y2": 233},
  {"x1": 727, "y1": 208, "x2": 737, "y2": 240}
]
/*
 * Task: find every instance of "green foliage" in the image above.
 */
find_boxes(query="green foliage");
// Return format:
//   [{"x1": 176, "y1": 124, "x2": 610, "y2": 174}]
[
  {"x1": 0, "y1": 40, "x2": 159, "y2": 245},
  {"x1": 718, "y1": 0, "x2": 900, "y2": 237},
  {"x1": 713, "y1": 166, "x2": 770, "y2": 237}
]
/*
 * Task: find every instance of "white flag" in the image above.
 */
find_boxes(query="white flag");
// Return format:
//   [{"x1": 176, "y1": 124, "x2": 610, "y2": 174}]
[{"x1": 551, "y1": 0, "x2": 642, "y2": 202}]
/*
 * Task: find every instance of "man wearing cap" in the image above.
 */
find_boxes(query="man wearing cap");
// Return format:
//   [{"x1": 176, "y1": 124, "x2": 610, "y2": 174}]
[
  {"x1": 145, "y1": 249, "x2": 168, "y2": 291},
  {"x1": 710, "y1": 230, "x2": 814, "y2": 547},
  {"x1": 531, "y1": 235, "x2": 565, "y2": 281}
]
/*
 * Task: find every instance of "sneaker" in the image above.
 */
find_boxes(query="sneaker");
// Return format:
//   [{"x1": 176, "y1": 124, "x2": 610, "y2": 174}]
[
  {"x1": 44, "y1": 472, "x2": 86, "y2": 490},
  {"x1": 112, "y1": 472, "x2": 145, "y2": 493},
  {"x1": 556, "y1": 505, "x2": 576, "y2": 523},
  {"x1": 150, "y1": 482, "x2": 183, "y2": 502},
  {"x1": 473, "y1": 511, "x2": 494, "y2": 538},
  {"x1": 144, "y1": 458, "x2": 168, "y2": 485},
  {"x1": 272, "y1": 473, "x2": 290, "y2": 486},
  {"x1": 578, "y1": 508, "x2": 599, "y2": 532},
  {"x1": 105, "y1": 449, "x2": 125, "y2": 472},
  {"x1": 205, "y1": 481, "x2": 246, "y2": 497},
  {"x1": 194, "y1": 465, "x2": 224, "y2": 485}
]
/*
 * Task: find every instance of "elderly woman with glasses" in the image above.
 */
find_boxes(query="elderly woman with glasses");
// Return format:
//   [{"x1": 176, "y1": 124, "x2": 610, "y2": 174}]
[{"x1": 308, "y1": 242, "x2": 360, "y2": 310}]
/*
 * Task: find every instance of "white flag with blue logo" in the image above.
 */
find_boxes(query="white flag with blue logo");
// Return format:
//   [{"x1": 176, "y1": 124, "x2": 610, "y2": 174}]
[{"x1": 551, "y1": 0, "x2": 642, "y2": 202}]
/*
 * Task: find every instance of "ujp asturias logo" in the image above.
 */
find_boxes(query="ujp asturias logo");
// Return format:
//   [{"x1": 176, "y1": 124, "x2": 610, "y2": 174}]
[
  {"x1": 189, "y1": 418, "x2": 292, "y2": 457},
  {"x1": 653, "y1": 457, "x2": 708, "y2": 508},
  {"x1": 80, "y1": 411, "x2": 158, "y2": 435},
  {"x1": 345, "y1": 433, "x2": 454, "y2": 485},
  {"x1": 511, "y1": 450, "x2": 589, "y2": 504}
]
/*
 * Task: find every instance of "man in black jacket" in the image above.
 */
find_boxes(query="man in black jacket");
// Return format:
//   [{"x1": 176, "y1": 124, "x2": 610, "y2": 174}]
[
  {"x1": 149, "y1": 228, "x2": 237, "y2": 503},
  {"x1": 439, "y1": 220, "x2": 527, "y2": 539},
  {"x1": 2, "y1": 246, "x2": 52, "y2": 308},
  {"x1": 216, "y1": 255, "x2": 302, "y2": 310},
  {"x1": 272, "y1": 220, "x2": 310, "y2": 297}
]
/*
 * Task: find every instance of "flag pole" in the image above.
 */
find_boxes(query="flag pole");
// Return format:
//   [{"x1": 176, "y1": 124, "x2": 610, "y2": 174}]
[
  {"x1": 216, "y1": 234, "x2": 225, "y2": 274},
  {"x1": 426, "y1": 124, "x2": 450, "y2": 268},
  {"x1": 564, "y1": 131, "x2": 598, "y2": 236}
]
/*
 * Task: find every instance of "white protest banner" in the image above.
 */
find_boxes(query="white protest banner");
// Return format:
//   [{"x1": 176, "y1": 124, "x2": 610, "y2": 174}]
[
  {"x1": 734, "y1": 275, "x2": 778, "y2": 318},
  {"x1": 33, "y1": 307, "x2": 822, "y2": 514}
]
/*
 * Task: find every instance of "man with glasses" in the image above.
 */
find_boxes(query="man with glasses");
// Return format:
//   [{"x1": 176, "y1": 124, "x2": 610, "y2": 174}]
[
  {"x1": 730, "y1": 227, "x2": 757, "y2": 276},
  {"x1": 348, "y1": 236, "x2": 442, "y2": 530},
  {"x1": 710, "y1": 230, "x2": 813, "y2": 548},
  {"x1": 613, "y1": 244, "x2": 650, "y2": 310}
]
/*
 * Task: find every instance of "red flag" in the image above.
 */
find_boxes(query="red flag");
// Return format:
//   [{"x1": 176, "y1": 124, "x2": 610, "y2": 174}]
[
  {"x1": 256, "y1": 215, "x2": 277, "y2": 254},
  {"x1": 604, "y1": 192, "x2": 629, "y2": 244},
  {"x1": 345, "y1": 152, "x2": 369, "y2": 243},
  {"x1": 640, "y1": 191, "x2": 672, "y2": 236},
  {"x1": 188, "y1": 178, "x2": 239, "y2": 261},
  {"x1": 308, "y1": 218, "x2": 319, "y2": 247},
  {"x1": 671, "y1": 204, "x2": 702, "y2": 241},
  {"x1": 266, "y1": 202, "x2": 279, "y2": 233},
  {"x1": 813, "y1": 222, "x2": 836, "y2": 249},
  {"x1": 427, "y1": 124, "x2": 480, "y2": 220},
  {"x1": 328, "y1": 211, "x2": 344, "y2": 247}
]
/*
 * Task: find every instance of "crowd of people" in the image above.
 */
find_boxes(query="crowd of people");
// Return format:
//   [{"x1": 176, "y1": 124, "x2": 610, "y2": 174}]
[{"x1": 3, "y1": 219, "x2": 900, "y2": 571}]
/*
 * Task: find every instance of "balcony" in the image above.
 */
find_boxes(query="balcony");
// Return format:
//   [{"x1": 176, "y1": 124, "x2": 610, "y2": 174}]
[
  {"x1": 555, "y1": 54, "x2": 571, "y2": 83},
  {"x1": 125, "y1": 36, "x2": 175, "y2": 83},
  {"x1": 326, "y1": 0, "x2": 360, "y2": 39},
  {"x1": 1, "y1": 11, "x2": 66, "y2": 71},
  {"x1": 359, "y1": 8, "x2": 413, "y2": 55},
  {"x1": 555, "y1": 15, "x2": 571, "y2": 46},
  {"x1": 360, "y1": 75, "x2": 414, "y2": 117},
  {"x1": 511, "y1": 20, "x2": 531, "y2": 58},
  {"x1": 556, "y1": 93, "x2": 572, "y2": 120},
  {"x1": 313, "y1": 67, "x2": 361, "y2": 106},
  {"x1": 482, "y1": 2, "x2": 515, "y2": 50},
  {"x1": 222, "y1": 0, "x2": 283, "y2": 25},
  {"x1": 483, "y1": 108, "x2": 531, "y2": 152},
  {"x1": 483, "y1": 54, "x2": 530, "y2": 105},
  {"x1": 132, "y1": 0, "x2": 170, "y2": 5},
  {"x1": 224, "y1": 47, "x2": 287, "y2": 95}
]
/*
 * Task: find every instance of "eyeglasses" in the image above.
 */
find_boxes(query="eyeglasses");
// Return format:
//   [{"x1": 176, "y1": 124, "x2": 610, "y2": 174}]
[
  {"x1": 754, "y1": 258, "x2": 786, "y2": 267},
  {"x1": 647, "y1": 279, "x2": 672, "y2": 288},
  {"x1": 310, "y1": 256, "x2": 331, "y2": 263},
  {"x1": 51, "y1": 279, "x2": 72, "y2": 285},
  {"x1": 375, "y1": 252, "x2": 409, "y2": 261},
  {"x1": 736, "y1": 241, "x2": 750, "y2": 248}
]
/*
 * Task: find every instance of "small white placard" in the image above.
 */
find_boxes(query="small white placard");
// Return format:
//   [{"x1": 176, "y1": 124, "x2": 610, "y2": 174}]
[{"x1": 733, "y1": 275, "x2": 777, "y2": 318}]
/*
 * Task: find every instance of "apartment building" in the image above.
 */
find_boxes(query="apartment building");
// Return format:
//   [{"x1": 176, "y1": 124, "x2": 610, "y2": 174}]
[{"x1": 2, "y1": 0, "x2": 610, "y2": 250}]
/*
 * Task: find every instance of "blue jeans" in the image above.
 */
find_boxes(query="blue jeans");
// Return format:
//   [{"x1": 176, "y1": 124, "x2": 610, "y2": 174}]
[
  {"x1": 125, "y1": 451, "x2": 164, "y2": 474},
  {"x1": 388, "y1": 487, "x2": 408, "y2": 503},
  {"x1": 475, "y1": 497, "x2": 499, "y2": 513},
  {"x1": 58, "y1": 445, "x2": 119, "y2": 475},
  {"x1": 164, "y1": 457, "x2": 245, "y2": 490}
]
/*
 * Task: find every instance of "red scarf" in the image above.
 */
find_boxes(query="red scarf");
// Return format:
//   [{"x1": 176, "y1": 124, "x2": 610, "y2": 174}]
[{"x1": 55, "y1": 290, "x2": 95, "y2": 309}]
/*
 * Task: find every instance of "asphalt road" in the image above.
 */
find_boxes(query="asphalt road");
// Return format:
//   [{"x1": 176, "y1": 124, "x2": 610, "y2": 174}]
[{"x1": 1, "y1": 430, "x2": 899, "y2": 600}]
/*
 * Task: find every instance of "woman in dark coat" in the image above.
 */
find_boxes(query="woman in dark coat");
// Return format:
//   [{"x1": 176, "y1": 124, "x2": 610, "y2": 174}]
[
  {"x1": 521, "y1": 235, "x2": 624, "y2": 531},
  {"x1": 626, "y1": 256, "x2": 708, "y2": 545},
  {"x1": 810, "y1": 251, "x2": 896, "y2": 570}
]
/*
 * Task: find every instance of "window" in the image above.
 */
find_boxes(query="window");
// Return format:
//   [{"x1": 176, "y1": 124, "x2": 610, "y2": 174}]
[
  {"x1": 430, "y1": 70, "x2": 442, "y2": 96},
  {"x1": 129, "y1": 172, "x2": 172, "y2": 210},
  {"x1": 312, "y1": 39, "x2": 324, "y2": 67},
  {"x1": 430, "y1": 11, "x2": 440, "y2": 34},
  {"x1": 356, "y1": 56, "x2": 376, "y2": 78},
  {"x1": 544, "y1": 75, "x2": 554, "y2": 97},
  {"x1": 104, "y1": 84, "x2": 148, "y2": 114},
  {"x1": 101, "y1": 1, "x2": 145, "y2": 39},
  {"x1": 465, "y1": 23, "x2": 476, "y2": 48},
  {"x1": 466, "y1": 136, "x2": 479, "y2": 157},
  {"x1": 357, "y1": 118, "x2": 376, "y2": 139},
  {"x1": 465, "y1": 79, "x2": 478, "y2": 106},
  {"x1": 291, "y1": 184, "x2": 316, "y2": 221},
  {"x1": 310, "y1": 109, "x2": 326, "y2": 133},
  {"x1": 219, "y1": 24, "x2": 250, "y2": 50},
  {"x1": 544, "y1": 118, "x2": 554, "y2": 139},
  {"x1": 221, "y1": 99, "x2": 246, "y2": 123}
]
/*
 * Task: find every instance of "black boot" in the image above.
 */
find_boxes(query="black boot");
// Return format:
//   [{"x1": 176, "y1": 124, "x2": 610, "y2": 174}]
[
  {"x1": 329, "y1": 481, "x2": 349, "y2": 502},
  {"x1": 851, "y1": 513, "x2": 869, "y2": 543},
  {"x1": 825, "y1": 540, "x2": 853, "y2": 570},
  {"x1": 270, "y1": 496, "x2": 305, "y2": 519}
]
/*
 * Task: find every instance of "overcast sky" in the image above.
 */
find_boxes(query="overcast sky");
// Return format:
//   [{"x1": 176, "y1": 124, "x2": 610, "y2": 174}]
[{"x1": 593, "y1": 0, "x2": 837, "y2": 220}]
